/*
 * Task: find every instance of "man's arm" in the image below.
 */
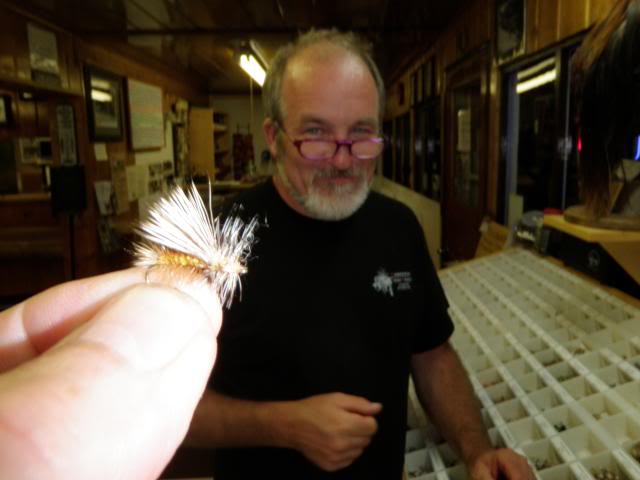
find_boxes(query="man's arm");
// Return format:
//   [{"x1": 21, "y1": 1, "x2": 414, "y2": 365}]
[
  {"x1": 411, "y1": 342, "x2": 534, "y2": 480},
  {"x1": 185, "y1": 390, "x2": 381, "y2": 472}
]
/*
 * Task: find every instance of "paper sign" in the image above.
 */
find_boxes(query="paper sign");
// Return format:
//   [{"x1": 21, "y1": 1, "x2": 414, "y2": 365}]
[
  {"x1": 94, "y1": 180, "x2": 113, "y2": 215},
  {"x1": 94, "y1": 143, "x2": 108, "y2": 162}
]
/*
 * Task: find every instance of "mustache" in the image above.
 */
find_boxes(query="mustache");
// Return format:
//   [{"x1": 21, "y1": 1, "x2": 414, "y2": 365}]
[{"x1": 314, "y1": 167, "x2": 364, "y2": 179}]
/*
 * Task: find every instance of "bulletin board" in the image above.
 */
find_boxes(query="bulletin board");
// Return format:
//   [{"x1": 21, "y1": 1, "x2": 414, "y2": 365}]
[{"x1": 127, "y1": 79, "x2": 164, "y2": 150}]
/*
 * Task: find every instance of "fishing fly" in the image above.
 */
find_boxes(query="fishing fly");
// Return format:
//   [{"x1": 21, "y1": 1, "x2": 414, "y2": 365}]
[{"x1": 133, "y1": 182, "x2": 258, "y2": 308}]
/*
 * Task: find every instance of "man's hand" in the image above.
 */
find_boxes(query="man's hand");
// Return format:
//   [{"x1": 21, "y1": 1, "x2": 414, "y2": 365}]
[
  {"x1": 286, "y1": 392, "x2": 381, "y2": 472},
  {"x1": 468, "y1": 448, "x2": 535, "y2": 480},
  {"x1": 0, "y1": 268, "x2": 222, "y2": 480}
]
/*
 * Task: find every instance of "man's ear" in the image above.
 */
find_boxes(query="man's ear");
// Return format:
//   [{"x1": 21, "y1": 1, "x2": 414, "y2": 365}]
[{"x1": 263, "y1": 118, "x2": 279, "y2": 159}]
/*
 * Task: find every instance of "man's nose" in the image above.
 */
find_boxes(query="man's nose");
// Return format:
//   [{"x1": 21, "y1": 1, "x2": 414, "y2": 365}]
[{"x1": 329, "y1": 143, "x2": 354, "y2": 170}]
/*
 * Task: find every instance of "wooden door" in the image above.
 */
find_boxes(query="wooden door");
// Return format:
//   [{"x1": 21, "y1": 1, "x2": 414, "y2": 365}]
[{"x1": 442, "y1": 47, "x2": 490, "y2": 262}]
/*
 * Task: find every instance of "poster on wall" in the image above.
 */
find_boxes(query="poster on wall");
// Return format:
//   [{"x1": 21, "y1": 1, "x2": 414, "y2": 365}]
[
  {"x1": 127, "y1": 79, "x2": 164, "y2": 150},
  {"x1": 56, "y1": 105, "x2": 78, "y2": 166}
]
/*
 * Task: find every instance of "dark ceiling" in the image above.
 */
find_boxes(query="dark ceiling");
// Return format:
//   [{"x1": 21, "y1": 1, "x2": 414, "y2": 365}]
[{"x1": 5, "y1": 0, "x2": 465, "y2": 93}]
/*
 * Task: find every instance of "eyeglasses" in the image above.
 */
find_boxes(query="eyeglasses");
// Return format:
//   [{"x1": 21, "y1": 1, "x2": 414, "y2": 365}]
[{"x1": 278, "y1": 127, "x2": 384, "y2": 161}]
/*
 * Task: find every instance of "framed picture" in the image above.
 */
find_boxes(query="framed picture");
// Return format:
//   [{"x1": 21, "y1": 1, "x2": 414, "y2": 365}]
[
  {"x1": 84, "y1": 66, "x2": 124, "y2": 141},
  {"x1": 496, "y1": 0, "x2": 526, "y2": 64}
]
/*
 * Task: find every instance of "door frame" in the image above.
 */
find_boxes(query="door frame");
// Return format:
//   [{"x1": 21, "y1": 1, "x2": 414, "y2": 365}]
[{"x1": 442, "y1": 44, "x2": 491, "y2": 262}]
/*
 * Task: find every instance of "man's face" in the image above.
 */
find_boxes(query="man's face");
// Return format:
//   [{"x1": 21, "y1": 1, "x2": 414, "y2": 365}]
[{"x1": 266, "y1": 45, "x2": 380, "y2": 220}]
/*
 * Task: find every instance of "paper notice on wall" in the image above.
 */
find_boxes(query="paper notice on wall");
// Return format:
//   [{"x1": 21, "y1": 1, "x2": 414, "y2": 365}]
[
  {"x1": 94, "y1": 143, "x2": 108, "y2": 162},
  {"x1": 94, "y1": 180, "x2": 113, "y2": 216},
  {"x1": 126, "y1": 166, "x2": 138, "y2": 201},
  {"x1": 126, "y1": 164, "x2": 149, "y2": 202},
  {"x1": 457, "y1": 109, "x2": 471, "y2": 153},
  {"x1": 56, "y1": 105, "x2": 78, "y2": 166},
  {"x1": 128, "y1": 79, "x2": 164, "y2": 150}
]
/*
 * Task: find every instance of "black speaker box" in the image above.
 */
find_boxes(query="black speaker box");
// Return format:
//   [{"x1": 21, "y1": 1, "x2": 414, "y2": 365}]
[{"x1": 51, "y1": 165, "x2": 86, "y2": 215}]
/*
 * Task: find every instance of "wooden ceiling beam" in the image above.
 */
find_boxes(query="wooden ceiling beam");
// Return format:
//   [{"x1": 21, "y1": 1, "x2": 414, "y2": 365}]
[{"x1": 79, "y1": 26, "x2": 441, "y2": 37}]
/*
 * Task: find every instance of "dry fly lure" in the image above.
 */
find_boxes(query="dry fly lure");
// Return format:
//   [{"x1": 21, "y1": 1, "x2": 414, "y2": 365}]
[{"x1": 133, "y1": 182, "x2": 258, "y2": 308}]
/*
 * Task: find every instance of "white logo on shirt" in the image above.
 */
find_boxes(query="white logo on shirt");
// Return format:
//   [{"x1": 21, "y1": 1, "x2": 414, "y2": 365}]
[
  {"x1": 373, "y1": 269, "x2": 394, "y2": 297},
  {"x1": 372, "y1": 269, "x2": 413, "y2": 297}
]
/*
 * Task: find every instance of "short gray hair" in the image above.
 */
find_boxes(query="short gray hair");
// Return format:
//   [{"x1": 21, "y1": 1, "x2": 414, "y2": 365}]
[{"x1": 262, "y1": 29, "x2": 386, "y2": 126}]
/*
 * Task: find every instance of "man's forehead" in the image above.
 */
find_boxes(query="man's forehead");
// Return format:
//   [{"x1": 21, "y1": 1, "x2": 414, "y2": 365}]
[
  {"x1": 285, "y1": 44, "x2": 366, "y2": 81},
  {"x1": 280, "y1": 44, "x2": 379, "y2": 122}
]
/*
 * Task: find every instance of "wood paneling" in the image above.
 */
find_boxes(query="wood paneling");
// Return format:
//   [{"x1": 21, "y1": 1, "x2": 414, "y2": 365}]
[
  {"x1": 0, "y1": 4, "x2": 210, "y2": 300},
  {"x1": 558, "y1": 0, "x2": 589, "y2": 40},
  {"x1": 589, "y1": 0, "x2": 617, "y2": 25},
  {"x1": 535, "y1": 0, "x2": 560, "y2": 50},
  {"x1": 385, "y1": 0, "x2": 617, "y2": 249}
]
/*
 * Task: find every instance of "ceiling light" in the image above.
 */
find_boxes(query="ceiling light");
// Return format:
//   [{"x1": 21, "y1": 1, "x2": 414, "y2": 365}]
[
  {"x1": 239, "y1": 53, "x2": 266, "y2": 87},
  {"x1": 516, "y1": 69, "x2": 557, "y2": 94}
]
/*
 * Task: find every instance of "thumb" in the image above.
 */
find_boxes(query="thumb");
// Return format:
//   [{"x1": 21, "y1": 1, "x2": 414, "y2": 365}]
[
  {"x1": 339, "y1": 394, "x2": 383, "y2": 416},
  {"x1": 0, "y1": 282, "x2": 221, "y2": 480}
]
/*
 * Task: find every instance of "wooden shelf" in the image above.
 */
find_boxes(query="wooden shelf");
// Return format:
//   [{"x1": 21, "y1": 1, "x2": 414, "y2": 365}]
[
  {"x1": 0, "y1": 192, "x2": 50, "y2": 203},
  {"x1": 213, "y1": 123, "x2": 227, "y2": 133},
  {"x1": 215, "y1": 149, "x2": 229, "y2": 155},
  {"x1": 544, "y1": 213, "x2": 640, "y2": 243},
  {"x1": 544, "y1": 213, "x2": 640, "y2": 287},
  {"x1": 0, "y1": 73, "x2": 82, "y2": 97}
]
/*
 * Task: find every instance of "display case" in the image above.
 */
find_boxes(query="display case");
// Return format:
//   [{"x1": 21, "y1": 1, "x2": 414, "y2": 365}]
[{"x1": 405, "y1": 249, "x2": 640, "y2": 480}]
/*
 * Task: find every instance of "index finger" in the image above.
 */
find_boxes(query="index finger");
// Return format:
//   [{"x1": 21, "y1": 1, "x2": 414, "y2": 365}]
[{"x1": 0, "y1": 268, "x2": 146, "y2": 372}]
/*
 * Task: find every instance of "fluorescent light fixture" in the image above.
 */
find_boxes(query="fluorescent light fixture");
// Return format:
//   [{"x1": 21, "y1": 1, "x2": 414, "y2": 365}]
[
  {"x1": 239, "y1": 54, "x2": 266, "y2": 86},
  {"x1": 91, "y1": 89, "x2": 113, "y2": 102},
  {"x1": 516, "y1": 69, "x2": 557, "y2": 94},
  {"x1": 635, "y1": 135, "x2": 640, "y2": 161}
]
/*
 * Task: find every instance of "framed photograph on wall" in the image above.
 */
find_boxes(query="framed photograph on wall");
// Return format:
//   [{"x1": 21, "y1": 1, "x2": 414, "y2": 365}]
[
  {"x1": 84, "y1": 66, "x2": 124, "y2": 141},
  {"x1": 496, "y1": 0, "x2": 526, "y2": 64}
]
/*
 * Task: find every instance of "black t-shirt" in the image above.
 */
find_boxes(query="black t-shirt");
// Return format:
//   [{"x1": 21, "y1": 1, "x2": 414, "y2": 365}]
[{"x1": 210, "y1": 179, "x2": 453, "y2": 479}]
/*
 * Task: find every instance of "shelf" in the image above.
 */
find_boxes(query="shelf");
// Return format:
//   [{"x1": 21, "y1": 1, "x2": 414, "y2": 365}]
[
  {"x1": 215, "y1": 149, "x2": 229, "y2": 155},
  {"x1": 213, "y1": 123, "x2": 228, "y2": 133},
  {"x1": 545, "y1": 213, "x2": 640, "y2": 243},
  {"x1": 0, "y1": 73, "x2": 82, "y2": 97}
]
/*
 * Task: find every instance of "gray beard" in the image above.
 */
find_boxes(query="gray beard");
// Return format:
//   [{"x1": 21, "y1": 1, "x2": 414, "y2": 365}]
[{"x1": 276, "y1": 162, "x2": 371, "y2": 221}]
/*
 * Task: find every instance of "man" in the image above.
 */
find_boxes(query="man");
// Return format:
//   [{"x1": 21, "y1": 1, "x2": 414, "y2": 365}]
[{"x1": 187, "y1": 29, "x2": 534, "y2": 479}]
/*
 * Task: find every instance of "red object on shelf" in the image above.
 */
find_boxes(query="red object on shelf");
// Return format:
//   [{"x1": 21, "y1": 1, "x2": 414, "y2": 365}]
[{"x1": 543, "y1": 208, "x2": 563, "y2": 215}]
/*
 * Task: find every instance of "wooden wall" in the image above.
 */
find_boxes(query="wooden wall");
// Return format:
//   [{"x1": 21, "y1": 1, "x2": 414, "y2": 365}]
[
  {"x1": 0, "y1": 3, "x2": 209, "y2": 300},
  {"x1": 385, "y1": 0, "x2": 617, "y2": 221}
]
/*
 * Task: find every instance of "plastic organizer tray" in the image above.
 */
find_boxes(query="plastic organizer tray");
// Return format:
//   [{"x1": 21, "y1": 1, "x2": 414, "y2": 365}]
[{"x1": 405, "y1": 249, "x2": 640, "y2": 480}]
